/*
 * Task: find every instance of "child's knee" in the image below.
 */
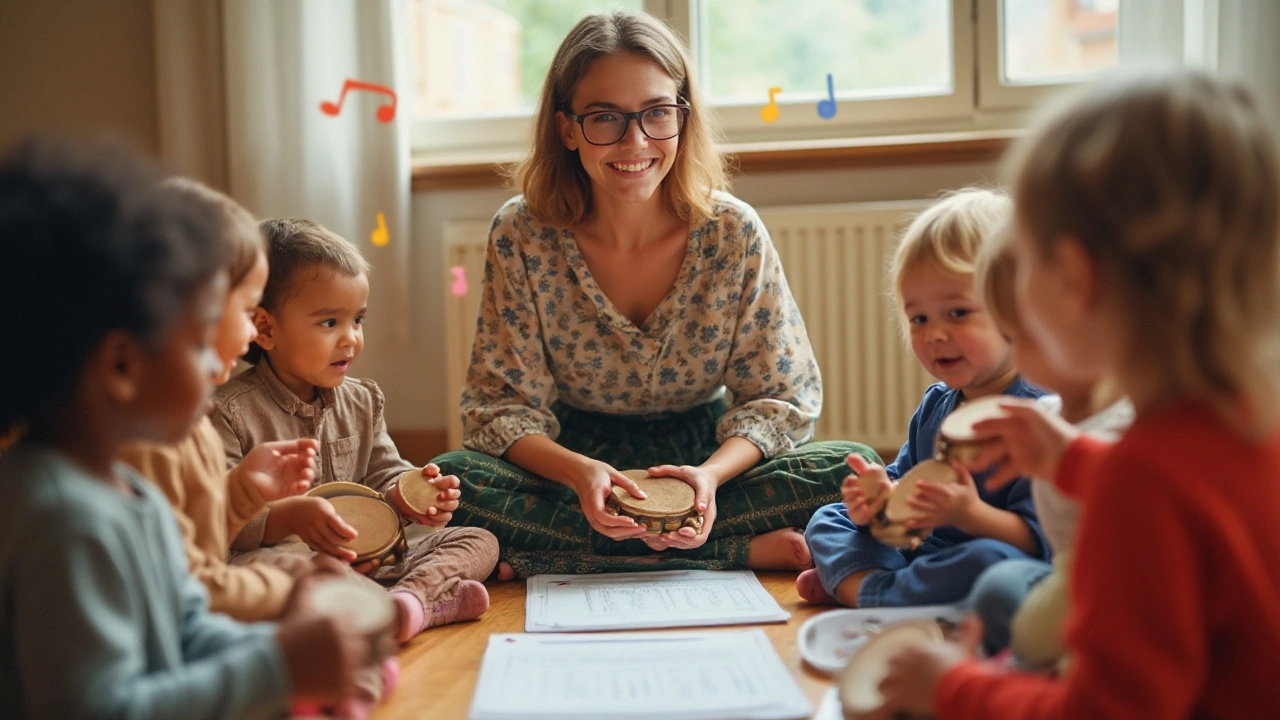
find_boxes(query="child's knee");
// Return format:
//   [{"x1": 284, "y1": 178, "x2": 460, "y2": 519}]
[{"x1": 804, "y1": 502, "x2": 851, "y2": 539}]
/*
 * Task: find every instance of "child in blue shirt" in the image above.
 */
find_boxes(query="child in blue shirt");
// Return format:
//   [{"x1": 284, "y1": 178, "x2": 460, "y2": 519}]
[
  {"x1": 0, "y1": 139, "x2": 368, "y2": 719},
  {"x1": 799, "y1": 189, "x2": 1049, "y2": 608}
]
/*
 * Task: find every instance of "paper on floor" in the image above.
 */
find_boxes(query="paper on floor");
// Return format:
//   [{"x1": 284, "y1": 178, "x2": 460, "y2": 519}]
[
  {"x1": 468, "y1": 629, "x2": 813, "y2": 720},
  {"x1": 525, "y1": 569, "x2": 789, "y2": 632}
]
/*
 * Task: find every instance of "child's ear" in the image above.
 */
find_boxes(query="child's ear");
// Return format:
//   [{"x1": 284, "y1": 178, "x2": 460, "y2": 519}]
[
  {"x1": 557, "y1": 111, "x2": 579, "y2": 152},
  {"x1": 251, "y1": 307, "x2": 277, "y2": 351},
  {"x1": 96, "y1": 331, "x2": 142, "y2": 403},
  {"x1": 1054, "y1": 235, "x2": 1098, "y2": 315}
]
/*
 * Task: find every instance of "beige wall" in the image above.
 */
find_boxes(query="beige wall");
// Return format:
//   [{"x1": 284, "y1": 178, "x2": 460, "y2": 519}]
[{"x1": 0, "y1": 0, "x2": 159, "y2": 155}]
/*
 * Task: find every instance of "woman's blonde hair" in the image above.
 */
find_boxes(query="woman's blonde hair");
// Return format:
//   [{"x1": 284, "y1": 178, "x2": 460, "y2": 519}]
[
  {"x1": 512, "y1": 10, "x2": 727, "y2": 226},
  {"x1": 974, "y1": 223, "x2": 1020, "y2": 335},
  {"x1": 1006, "y1": 68, "x2": 1280, "y2": 428},
  {"x1": 888, "y1": 188, "x2": 1012, "y2": 334}
]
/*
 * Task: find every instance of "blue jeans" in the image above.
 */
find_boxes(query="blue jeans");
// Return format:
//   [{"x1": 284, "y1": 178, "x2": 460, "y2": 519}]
[
  {"x1": 805, "y1": 502, "x2": 1035, "y2": 607},
  {"x1": 968, "y1": 558, "x2": 1054, "y2": 654}
]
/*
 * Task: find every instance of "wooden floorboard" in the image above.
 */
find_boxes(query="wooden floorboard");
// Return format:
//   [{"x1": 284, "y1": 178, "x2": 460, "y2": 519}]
[{"x1": 371, "y1": 571, "x2": 835, "y2": 720}]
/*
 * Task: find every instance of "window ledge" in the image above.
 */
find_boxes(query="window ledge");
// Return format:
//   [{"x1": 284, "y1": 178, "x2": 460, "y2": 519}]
[{"x1": 411, "y1": 129, "x2": 1022, "y2": 193}]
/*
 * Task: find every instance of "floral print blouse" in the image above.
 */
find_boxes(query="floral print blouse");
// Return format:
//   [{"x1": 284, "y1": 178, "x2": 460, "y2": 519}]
[{"x1": 461, "y1": 192, "x2": 823, "y2": 459}]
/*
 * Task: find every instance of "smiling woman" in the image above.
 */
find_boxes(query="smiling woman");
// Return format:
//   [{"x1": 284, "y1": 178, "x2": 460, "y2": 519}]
[{"x1": 430, "y1": 10, "x2": 880, "y2": 578}]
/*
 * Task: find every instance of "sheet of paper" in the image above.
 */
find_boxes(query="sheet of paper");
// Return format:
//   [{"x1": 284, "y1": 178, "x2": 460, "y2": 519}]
[
  {"x1": 525, "y1": 570, "x2": 789, "y2": 632},
  {"x1": 814, "y1": 688, "x2": 842, "y2": 720},
  {"x1": 468, "y1": 629, "x2": 813, "y2": 720}
]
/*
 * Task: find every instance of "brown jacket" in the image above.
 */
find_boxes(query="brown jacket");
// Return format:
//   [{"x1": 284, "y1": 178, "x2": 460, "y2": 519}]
[
  {"x1": 119, "y1": 417, "x2": 293, "y2": 621},
  {"x1": 211, "y1": 359, "x2": 415, "y2": 551}
]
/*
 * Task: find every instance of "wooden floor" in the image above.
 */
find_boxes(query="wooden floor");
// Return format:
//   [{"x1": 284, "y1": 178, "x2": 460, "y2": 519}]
[{"x1": 371, "y1": 572, "x2": 835, "y2": 720}]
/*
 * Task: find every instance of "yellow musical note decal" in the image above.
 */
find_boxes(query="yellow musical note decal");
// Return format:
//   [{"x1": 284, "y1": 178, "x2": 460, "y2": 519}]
[
  {"x1": 371, "y1": 212, "x2": 389, "y2": 247},
  {"x1": 760, "y1": 87, "x2": 782, "y2": 123}
]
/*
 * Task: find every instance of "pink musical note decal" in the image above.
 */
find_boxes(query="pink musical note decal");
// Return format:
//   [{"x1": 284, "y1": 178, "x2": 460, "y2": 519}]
[
  {"x1": 817, "y1": 73, "x2": 837, "y2": 120},
  {"x1": 320, "y1": 79, "x2": 398, "y2": 123},
  {"x1": 760, "y1": 86, "x2": 782, "y2": 123},
  {"x1": 370, "y1": 212, "x2": 389, "y2": 247},
  {"x1": 450, "y1": 266, "x2": 468, "y2": 297}
]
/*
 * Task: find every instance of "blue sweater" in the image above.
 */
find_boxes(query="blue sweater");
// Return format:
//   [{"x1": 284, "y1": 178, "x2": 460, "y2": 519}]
[
  {"x1": 884, "y1": 378, "x2": 1050, "y2": 556},
  {"x1": 0, "y1": 445, "x2": 290, "y2": 720}
]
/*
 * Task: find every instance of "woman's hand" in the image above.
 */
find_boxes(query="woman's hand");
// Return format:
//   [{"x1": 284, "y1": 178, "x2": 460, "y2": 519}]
[
  {"x1": 844, "y1": 454, "x2": 891, "y2": 526},
  {"x1": 236, "y1": 438, "x2": 319, "y2": 502},
  {"x1": 387, "y1": 464, "x2": 461, "y2": 528},
  {"x1": 268, "y1": 496, "x2": 359, "y2": 562},
  {"x1": 966, "y1": 401, "x2": 1081, "y2": 490},
  {"x1": 568, "y1": 460, "x2": 651, "y2": 542},
  {"x1": 904, "y1": 460, "x2": 980, "y2": 530},
  {"x1": 641, "y1": 464, "x2": 720, "y2": 551},
  {"x1": 872, "y1": 615, "x2": 984, "y2": 719}
]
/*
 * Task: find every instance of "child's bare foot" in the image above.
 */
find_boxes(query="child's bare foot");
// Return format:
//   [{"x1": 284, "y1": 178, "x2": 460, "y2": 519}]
[
  {"x1": 796, "y1": 568, "x2": 839, "y2": 604},
  {"x1": 747, "y1": 528, "x2": 812, "y2": 571},
  {"x1": 495, "y1": 561, "x2": 516, "y2": 581},
  {"x1": 425, "y1": 580, "x2": 489, "y2": 630}
]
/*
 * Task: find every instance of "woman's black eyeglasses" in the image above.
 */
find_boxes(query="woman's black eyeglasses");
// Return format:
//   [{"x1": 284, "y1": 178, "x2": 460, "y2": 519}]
[{"x1": 564, "y1": 103, "x2": 691, "y2": 146}]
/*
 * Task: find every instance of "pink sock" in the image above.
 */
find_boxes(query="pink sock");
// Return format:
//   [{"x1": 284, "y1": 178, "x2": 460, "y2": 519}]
[
  {"x1": 424, "y1": 580, "x2": 490, "y2": 629},
  {"x1": 391, "y1": 591, "x2": 426, "y2": 644}
]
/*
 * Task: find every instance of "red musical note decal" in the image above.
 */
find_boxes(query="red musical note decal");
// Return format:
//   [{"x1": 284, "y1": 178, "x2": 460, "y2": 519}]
[{"x1": 320, "y1": 79, "x2": 398, "y2": 123}]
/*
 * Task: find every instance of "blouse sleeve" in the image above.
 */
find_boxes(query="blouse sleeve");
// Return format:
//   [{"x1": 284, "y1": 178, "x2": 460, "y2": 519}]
[
  {"x1": 714, "y1": 204, "x2": 822, "y2": 457},
  {"x1": 460, "y1": 202, "x2": 561, "y2": 457}
]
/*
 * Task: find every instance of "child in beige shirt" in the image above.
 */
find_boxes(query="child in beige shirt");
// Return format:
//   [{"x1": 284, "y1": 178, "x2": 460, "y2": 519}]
[{"x1": 211, "y1": 217, "x2": 498, "y2": 647}]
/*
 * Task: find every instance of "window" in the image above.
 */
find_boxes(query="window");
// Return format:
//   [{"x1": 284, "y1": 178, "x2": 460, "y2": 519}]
[{"x1": 409, "y1": 0, "x2": 1119, "y2": 156}]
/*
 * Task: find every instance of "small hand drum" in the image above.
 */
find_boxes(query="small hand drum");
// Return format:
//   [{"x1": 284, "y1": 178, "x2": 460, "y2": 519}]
[
  {"x1": 866, "y1": 460, "x2": 958, "y2": 549},
  {"x1": 837, "y1": 618, "x2": 943, "y2": 720},
  {"x1": 934, "y1": 394, "x2": 1011, "y2": 465},
  {"x1": 864, "y1": 395, "x2": 1016, "y2": 548},
  {"x1": 305, "y1": 482, "x2": 408, "y2": 571},
  {"x1": 605, "y1": 469, "x2": 704, "y2": 534},
  {"x1": 395, "y1": 468, "x2": 441, "y2": 517},
  {"x1": 310, "y1": 576, "x2": 397, "y2": 662}
]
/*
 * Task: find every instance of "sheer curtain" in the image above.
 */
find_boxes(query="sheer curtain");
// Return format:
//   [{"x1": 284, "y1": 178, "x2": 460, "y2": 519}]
[
  {"x1": 1119, "y1": 0, "x2": 1280, "y2": 128},
  {"x1": 154, "y1": 0, "x2": 413, "y2": 372}
]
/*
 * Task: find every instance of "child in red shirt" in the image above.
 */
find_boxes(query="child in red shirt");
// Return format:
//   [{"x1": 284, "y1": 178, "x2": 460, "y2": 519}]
[{"x1": 872, "y1": 69, "x2": 1280, "y2": 719}]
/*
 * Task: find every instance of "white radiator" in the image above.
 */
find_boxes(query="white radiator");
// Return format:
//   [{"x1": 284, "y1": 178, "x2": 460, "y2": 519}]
[
  {"x1": 757, "y1": 201, "x2": 936, "y2": 451},
  {"x1": 443, "y1": 200, "x2": 935, "y2": 454}
]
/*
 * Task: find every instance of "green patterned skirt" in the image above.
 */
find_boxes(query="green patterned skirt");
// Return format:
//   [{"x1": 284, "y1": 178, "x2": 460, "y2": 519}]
[{"x1": 432, "y1": 399, "x2": 879, "y2": 577}]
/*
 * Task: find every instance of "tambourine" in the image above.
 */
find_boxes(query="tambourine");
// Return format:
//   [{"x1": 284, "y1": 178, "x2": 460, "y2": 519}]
[
  {"x1": 606, "y1": 470, "x2": 705, "y2": 534},
  {"x1": 309, "y1": 576, "x2": 397, "y2": 662},
  {"x1": 837, "y1": 618, "x2": 944, "y2": 720},
  {"x1": 934, "y1": 394, "x2": 1009, "y2": 464},
  {"x1": 305, "y1": 482, "x2": 408, "y2": 571},
  {"x1": 865, "y1": 395, "x2": 1013, "y2": 548},
  {"x1": 395, "y1": 468, "x2": 444, "y2": 517}
]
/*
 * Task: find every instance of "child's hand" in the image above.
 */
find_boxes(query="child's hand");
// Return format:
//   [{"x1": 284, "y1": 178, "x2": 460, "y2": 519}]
[
  {"x1": 904, "y1": 460, "x2": 980, "y2": 530},
  {"x1": 844, "y1": 453, "x2": 891, "y2": 526},
  {"x1": 873, "y1": 615, "x2": 984, "y2": 719},
  {"x1": 387, "y1": 464, "x2": 461, "y2": 528},
  {"x1": 236, "y1": 438, "x2": 319, "y2": 502},
  {"x1": 966, "y1": 402, "x2": 1081, "y2": 490},
  {"x1": 276, "y1": 574, "x2": 370, "y2": 707},
  {"x1": 272, "y1": 496, "x2": 359, "y2": 562}
]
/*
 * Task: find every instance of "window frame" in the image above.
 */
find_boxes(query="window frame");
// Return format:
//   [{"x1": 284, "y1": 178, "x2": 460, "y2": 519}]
[{"x1": 409, "y1": 0, "x2": 1107, "y2": 158}]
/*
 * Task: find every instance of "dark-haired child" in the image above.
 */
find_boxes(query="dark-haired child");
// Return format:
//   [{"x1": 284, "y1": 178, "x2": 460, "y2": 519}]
[
  {"x1": 213, "y1": 218, "x2": 498, "y2": 643},
  {"x1": 0, "y1": 139, "x2": 367, "y2": 718}
]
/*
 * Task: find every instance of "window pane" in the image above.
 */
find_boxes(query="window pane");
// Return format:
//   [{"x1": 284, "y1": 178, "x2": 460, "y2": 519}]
[
  {"x1": 1001, "y1": 0, "x2": 1118, "y2": 84},
  {"x1": 702, "y1": 0, "x2": 951, "y2": 106},
  {"x1": 410, "y1": 0, "x2": 644, "y2": 118}
]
